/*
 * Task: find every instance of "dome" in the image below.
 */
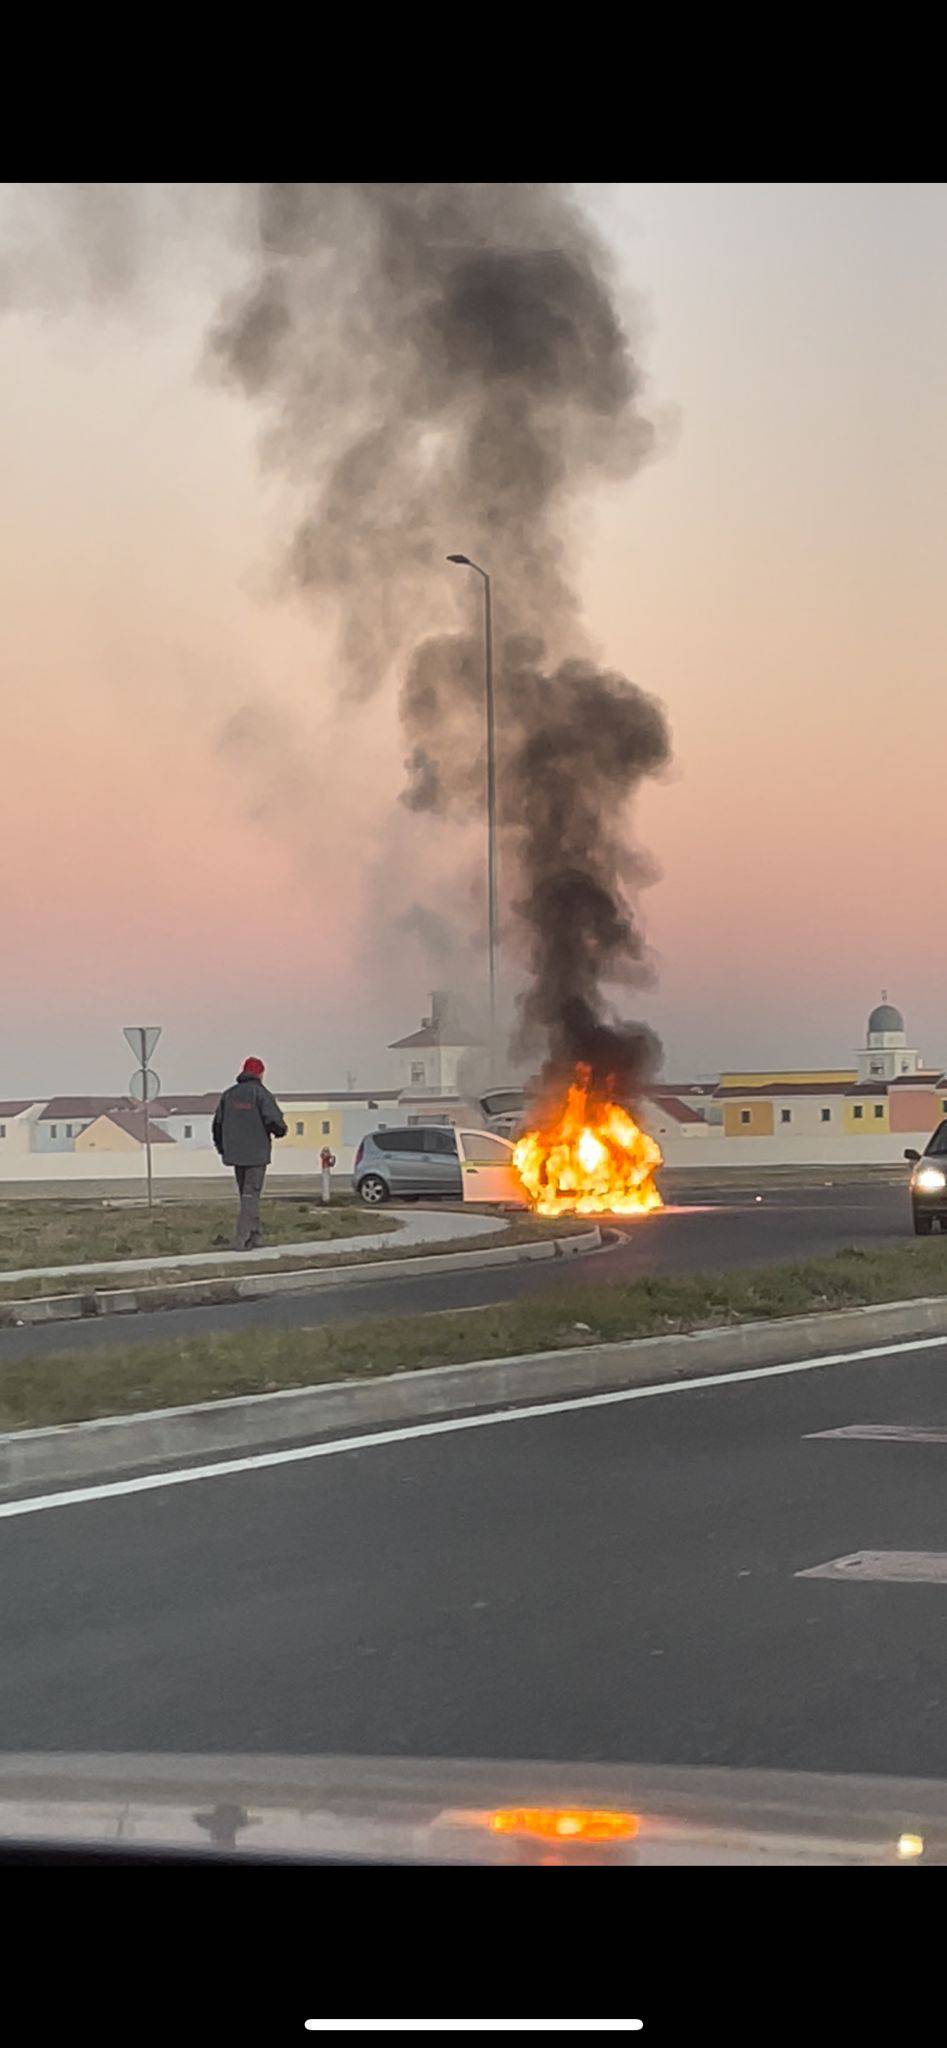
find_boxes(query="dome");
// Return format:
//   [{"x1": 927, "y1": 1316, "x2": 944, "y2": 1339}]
[{"x1": 868, "y1": 1001, "x2": 904, "y2": 1035}]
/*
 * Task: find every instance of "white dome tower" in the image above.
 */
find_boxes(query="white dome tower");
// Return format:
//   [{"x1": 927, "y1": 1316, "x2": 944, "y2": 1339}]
[{"x1": 857, "y1": 993, "x2": 921, "y2": 1081}]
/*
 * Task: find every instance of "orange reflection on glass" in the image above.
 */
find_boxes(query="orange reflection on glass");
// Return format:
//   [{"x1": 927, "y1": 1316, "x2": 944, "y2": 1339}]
[{"x1": 487, "y1": 1807, "x2": 639, "y2": 1844}]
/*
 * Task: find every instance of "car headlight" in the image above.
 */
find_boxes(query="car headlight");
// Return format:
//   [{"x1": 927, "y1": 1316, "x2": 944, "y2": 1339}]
[{"x1": 915, "y1": 1166, "x2": 947, "y2": 1194}]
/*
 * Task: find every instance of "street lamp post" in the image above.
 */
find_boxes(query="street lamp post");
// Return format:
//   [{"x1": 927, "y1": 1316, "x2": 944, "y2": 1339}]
[{"x1": 447, "y1": 553, "x2": 497, "y2": 1065}]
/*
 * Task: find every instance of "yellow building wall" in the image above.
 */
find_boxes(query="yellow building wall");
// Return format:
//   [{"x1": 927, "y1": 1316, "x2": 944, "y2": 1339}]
[
  {"x1": 723, "y1": 1101, "x2": 775, "y2": 1138},
  {"x1": 844, "y1": 1098, "x2": 889, "y2": 1134},
  {"x1": 280, "y1": 1105, "x2": 342, "y2": 1149},
  {"x1": 720, "y1": 1070, "x2": 856, "y2": 1090},
  {"x1": 75, "y1": 1118, "x2": 141, "y2": 1153}
]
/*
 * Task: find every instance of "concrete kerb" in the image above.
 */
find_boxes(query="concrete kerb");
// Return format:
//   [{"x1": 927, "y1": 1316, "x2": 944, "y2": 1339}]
[
  {"x1": 0, "y1": 1226, "x2": 603, "y2": 1328},
  {"x1": 3, "y1": 1289, "x2": 947, "y2": 1493}
]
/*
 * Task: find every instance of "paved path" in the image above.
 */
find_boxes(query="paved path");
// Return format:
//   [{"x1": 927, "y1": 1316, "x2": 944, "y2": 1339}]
[
  {"x1": 0, "y1": 1207, "x2": 506, "y2": 1285},
  {"x1": 2, "y1": 1331, "x2": 947, "y2": 1774},
  {"x1": 0, "y1": 1180, "x2": 918, "y2": 1365}
]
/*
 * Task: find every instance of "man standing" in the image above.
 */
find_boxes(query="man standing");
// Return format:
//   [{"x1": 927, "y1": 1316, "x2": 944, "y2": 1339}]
[{"x1": 212, "y1": 1057, "x2": 288, "y2": 1250}]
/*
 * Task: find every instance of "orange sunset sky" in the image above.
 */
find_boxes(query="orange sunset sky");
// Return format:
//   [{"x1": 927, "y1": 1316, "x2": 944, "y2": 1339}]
[{"x1": 2, "y1": 182, "x2": 945, "y2": 1094}]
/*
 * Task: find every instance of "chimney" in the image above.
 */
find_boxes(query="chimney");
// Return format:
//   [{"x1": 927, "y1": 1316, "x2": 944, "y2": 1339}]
[{"x1": 430, "y1": 991, "x2": 449, "y2": 1030}]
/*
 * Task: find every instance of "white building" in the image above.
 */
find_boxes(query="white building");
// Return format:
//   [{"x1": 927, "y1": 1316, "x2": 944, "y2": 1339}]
[
  {"x1": 30, "y1": 1098, "x2": 121, "y2": 1152},
  {"x1": 389, "y1": 992, "x2": 481, "y2": 1097},
  {"x1": 26, "y1": 1094, "x2": 218, "y2": 1154},
  {"x1": 150, "y1": 1095, "x2": 219, "y2": 1147},
  {"x1": 0, "y1": 1101, "x2": 42, "y2": 1157},
  {"x1": 644, "y1": 1092, "x2": 713, "y2": 1146},
  {"x1": 856, "y1": 996, "x2": 925, "y2": 1082}
]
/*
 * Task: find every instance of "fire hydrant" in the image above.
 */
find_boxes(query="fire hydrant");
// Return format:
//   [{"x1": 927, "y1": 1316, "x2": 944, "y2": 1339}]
[{"x1": 320, "y1": 1146, "x2": 337, "y2": 1205}]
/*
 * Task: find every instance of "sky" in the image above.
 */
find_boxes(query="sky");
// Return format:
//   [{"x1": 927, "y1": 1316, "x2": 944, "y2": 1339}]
[{"x1": 1, "y1": 182, "x2": 945, "y2": 1095}]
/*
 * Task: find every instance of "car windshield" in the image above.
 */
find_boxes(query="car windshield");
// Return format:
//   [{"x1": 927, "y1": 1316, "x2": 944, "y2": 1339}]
[{"x1": 7, "y1": 180, "x2": 947, "y2": 1920}]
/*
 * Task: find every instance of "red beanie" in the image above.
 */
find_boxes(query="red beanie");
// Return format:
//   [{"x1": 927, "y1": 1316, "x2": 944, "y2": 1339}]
[{"x1": 242, "y1": 1056, "x2": 265, "y2": 1077}]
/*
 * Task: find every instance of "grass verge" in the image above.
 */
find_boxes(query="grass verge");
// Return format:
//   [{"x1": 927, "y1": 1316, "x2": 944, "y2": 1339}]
[
  {"x1": 0, "y1": 1198, "x2": 393, "y2": 1279},
  {"x1": 0, "y1": 1210, "x2": 579, "y2": 1302},
  {"x1": 2, "y1": 1239, "x2": 946, "y2": 1433}
]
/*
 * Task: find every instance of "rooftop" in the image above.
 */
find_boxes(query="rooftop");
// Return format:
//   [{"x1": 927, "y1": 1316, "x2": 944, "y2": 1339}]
[
  {"x1": 38, "y1": 1097, "x2": 127, "y2": 1121},
  {"x1": 152, "y1": 1094, "x2": 219, "y2": 1116},
  {"x1": 396, "y1": 1089, "x2": 466, "y2": 1105},
  {"x1": 715, "y1": 1081, "x2": 856, "y2": 1099},
  {"x1": 647, "y1": 1092, "x2": 707, "y2": 1124},
  {"x1": 722, "y1": 1074, "x2": 947, "y2": 1099},
  {"x1": 279, "y1": 1091, "x2": 401, "y2": 1104},
  {"x1": 86, "y1": 1108, "x2": 175, "y2": 1144},
  {"x1": 389, "y1": 1022, "x2": 481, "y2": 1050},
  {"x1": 390, "y1": 988, "x2": 480, "y2": 1051},
  {"x1": 38, "y1": 1095, "x2": 218, "y2": 1123}
]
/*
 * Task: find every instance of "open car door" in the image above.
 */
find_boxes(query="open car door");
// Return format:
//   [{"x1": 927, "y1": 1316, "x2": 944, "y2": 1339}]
[{"x1": 457, "y1": 1128, "x2": 527, "y2": 1205}]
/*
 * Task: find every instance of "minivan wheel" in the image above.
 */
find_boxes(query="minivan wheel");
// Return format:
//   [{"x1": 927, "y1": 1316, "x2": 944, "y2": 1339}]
[
  {"x1": 358, "y1": 1174, "x2": 389, "y2": 1207},
  {"x1": 913, "y1": 1208, "x2": 934, "y2": 1236}
]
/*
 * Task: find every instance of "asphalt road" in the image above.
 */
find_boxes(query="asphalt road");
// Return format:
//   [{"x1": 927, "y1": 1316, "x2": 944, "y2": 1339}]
[
  {"x1": 0, "y1": 1179, "x2": 920, "y2": 1364},
  {"x1": 3, "y1": 1335, "x2": 947, "y2": 1774}
]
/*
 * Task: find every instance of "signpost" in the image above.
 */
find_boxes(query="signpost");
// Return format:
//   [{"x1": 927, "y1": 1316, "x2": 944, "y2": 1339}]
[
  {"x1": 128, "y1": 1068, "x2": 161, "y2": 1102},
  {"x1": 123, "y1": 1026, "x2": 162, "y2": 1208}
]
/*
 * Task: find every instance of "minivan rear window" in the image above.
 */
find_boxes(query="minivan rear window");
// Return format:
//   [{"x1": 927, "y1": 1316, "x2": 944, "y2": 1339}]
[
  {"x1": 373, "y1": 1129, "x2": 424, "y2": 1152},
  {"x1": 481, "y1": 1090, "x2": 525, "y2": 1116}
]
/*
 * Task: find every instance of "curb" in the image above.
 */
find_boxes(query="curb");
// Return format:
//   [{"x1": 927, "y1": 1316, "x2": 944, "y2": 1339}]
[
  {"x1": 3, "y1": 1289, "x2": 947, "y2": 1493},
  {"x1": 0, "y1": 1226, "x2": 602, "y2": 1329}
]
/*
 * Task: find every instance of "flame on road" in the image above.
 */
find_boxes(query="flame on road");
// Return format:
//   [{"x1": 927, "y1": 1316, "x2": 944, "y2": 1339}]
[{"x1": 513, "y1": 1065, "x2": 663, "y2": 1217}]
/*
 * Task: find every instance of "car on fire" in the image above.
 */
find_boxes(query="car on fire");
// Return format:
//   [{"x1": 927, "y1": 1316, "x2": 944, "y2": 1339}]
[
  {"x1": 353, "y1": 1124, "x2": 526, "y2": 1206},
  {"x1": 905, "y1": 1119, "x2": 947, "y2": 1233}
]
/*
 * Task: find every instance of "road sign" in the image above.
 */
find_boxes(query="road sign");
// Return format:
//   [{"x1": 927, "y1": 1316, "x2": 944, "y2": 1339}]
[
  {"x1": 124, "y1": 1026, "x2": 161, "y2": 1062},
  {"x1": 129, "y1": 1068, "x2": 161, "y2": 1103},
  {"x1": 121, "y1": 1025, "x2": 163, "y2": 1209}
]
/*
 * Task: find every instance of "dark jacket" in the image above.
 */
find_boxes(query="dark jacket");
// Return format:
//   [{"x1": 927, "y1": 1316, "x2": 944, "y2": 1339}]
[{"x1": 212, "y1": 1073, "x2": 288, "y2": 1167}]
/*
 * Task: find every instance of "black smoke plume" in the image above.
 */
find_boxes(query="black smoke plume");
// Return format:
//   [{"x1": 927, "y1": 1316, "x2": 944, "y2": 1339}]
[{"x1": 211, "y1": 183, "x2": 672, "y2": 1102}]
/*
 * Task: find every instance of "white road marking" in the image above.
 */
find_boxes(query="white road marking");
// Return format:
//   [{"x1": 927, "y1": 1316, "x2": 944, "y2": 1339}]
[
  {"x1": 807, "y1": 1423, "x2": 947, "y2": 1443},
  {"x1": 2, "y1": 1331, "x2": 946, "y2": 1524},
  {"x1": 798, "y1": 1551, "x2": 947, "y2": 1584},
  {"x1": 304, "y1": 2027, "x2": 644, "y2": 2036}
]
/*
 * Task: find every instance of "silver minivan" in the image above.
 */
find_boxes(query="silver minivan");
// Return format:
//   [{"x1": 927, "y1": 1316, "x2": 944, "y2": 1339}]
[{"x1": 352, "y1": 1125, "x2": 524, "y2": 1206}]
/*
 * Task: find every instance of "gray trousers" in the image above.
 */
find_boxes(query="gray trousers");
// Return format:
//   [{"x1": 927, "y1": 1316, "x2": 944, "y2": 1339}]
[{"x1": 233, "y1": 1163, "x2": 267, "y2": 1249}]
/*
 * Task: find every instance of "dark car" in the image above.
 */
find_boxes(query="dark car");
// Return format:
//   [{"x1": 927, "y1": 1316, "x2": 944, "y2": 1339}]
[{"x1": 905, "y1": 1119, "x2": 947, "y2": 1233}]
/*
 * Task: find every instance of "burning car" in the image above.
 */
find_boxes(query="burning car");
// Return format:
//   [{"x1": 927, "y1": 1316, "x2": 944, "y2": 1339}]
[
  {"x1": 478, "y1": 1068, "x2": 665, "y2": 1218},
  {"x1": 513, "y1": 1065, "x2": 663, "y2": 1218}
]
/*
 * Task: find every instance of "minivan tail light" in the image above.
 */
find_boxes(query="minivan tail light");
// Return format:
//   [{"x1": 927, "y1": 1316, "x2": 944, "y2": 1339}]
[{"x1": 354, "y1": 1141, "x2": 364, "y2": 1170}]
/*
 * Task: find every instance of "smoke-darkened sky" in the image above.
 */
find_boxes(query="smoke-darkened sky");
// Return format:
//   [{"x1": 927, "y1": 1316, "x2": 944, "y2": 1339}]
[{"x1": 2, "y1": 182, "x2": 945, "y2": 1093}]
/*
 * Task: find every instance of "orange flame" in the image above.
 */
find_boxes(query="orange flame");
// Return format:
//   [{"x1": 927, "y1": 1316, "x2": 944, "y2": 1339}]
[
  {"x1": 513, "y1": 1065, "x2": 663, "y2": 1217},
  {"x1": 488, "y1": 1806, "x2": 639, "y2": 1844}
]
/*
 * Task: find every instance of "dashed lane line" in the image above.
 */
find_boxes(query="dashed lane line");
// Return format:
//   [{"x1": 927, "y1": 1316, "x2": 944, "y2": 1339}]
[{"x1": 798, "y1": 1552, "x2": 947, "y2": 1585}]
